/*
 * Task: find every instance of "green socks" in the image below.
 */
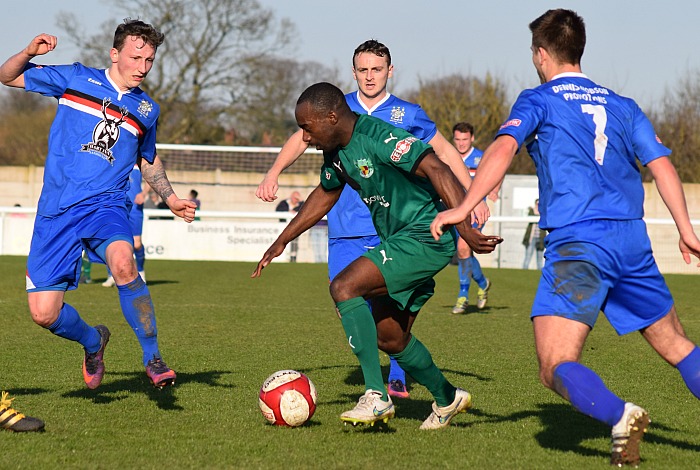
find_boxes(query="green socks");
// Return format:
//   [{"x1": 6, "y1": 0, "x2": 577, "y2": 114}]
[
  {"x1": 337, "y1": 297, "x2": 387, "y2": 400},
  {"x1": 391, "y1": 335, "x2": 456, "y2": 407}
]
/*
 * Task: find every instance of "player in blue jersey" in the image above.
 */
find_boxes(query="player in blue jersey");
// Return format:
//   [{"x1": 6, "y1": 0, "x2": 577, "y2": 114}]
[
  {"x1": 257, "y1": 40, "x2": 489, "y2": 400},
  {"x1": 450, "y1": 122, "x2": 500, "y2": 314},
  {"x1": 102, "y1": 165, "x2": 150, "y2": 287},
  {"x1": 0, "y1": 20, "x2": 197, "y2": 390},
  {"x1": 431, "y1": 9, "x2": 700, "y2": 466}
]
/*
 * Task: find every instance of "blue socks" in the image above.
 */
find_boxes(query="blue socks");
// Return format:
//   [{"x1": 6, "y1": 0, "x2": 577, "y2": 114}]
[
  {"x1": 117, "y1": 276, "x2": 160, "y2": 366},
  {"x1": 457, "y1": 258, "x2": 471, "y2": 297},
  {"x1": 48, "y1": 303, "x2": 101, "y2": 353},
  {"x1": 458, "y1": 257, "x2": 487, "y2": 296},
  {"x1": 553, "y1": 362, "x2": 625, "y2": 426},
  {"x1": 388, "y1": 357, "x2": 406, "y2": 383},
  {"x1": 470, "y1": 257, "x2": 487, "y2": 290},
  {"x1": 134, "y1": 246, "x2": 145, "y2": 272},
  {"x1": 677, "y1": 346, "x2": 700, "y2": 399}
]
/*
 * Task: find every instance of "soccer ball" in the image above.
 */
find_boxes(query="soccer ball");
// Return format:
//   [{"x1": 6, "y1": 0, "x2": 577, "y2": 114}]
[{"x1": 258, "y1": 370, "x2": 317, "y2": 427}]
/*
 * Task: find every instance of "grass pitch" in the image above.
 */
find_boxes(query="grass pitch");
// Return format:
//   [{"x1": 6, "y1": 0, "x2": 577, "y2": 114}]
[{"x1": 1, "y1": 255, "x2": 699, "y2": 469}]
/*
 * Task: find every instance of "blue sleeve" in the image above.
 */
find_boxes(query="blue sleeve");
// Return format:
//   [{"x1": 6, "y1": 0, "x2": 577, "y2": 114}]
[
  {"x1": 23, "y1": 63, "x2": 79, "y2": 98},
  {"x1": 629, "y1": 100, "x2": 671, "y2": 166},
  {"x1": 140, "y1": 118, "x2": 158, "y2": 164},
  {"x1": 407, "y1": 105, "x2": 438, "y2": 143},
  {"x1": 496, "y1": 89, "x2": 544, "y2": 146}
]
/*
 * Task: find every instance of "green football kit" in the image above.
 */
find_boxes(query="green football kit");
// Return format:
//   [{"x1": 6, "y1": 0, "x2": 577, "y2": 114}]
[{"x1": 320, "y1": 114, "x2": 457, "y2": 313}]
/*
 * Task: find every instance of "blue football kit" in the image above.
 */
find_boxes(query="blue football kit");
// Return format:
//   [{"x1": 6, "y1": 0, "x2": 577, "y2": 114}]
[
  {"x1": 497, "y1": 72, "x2": 673, "y2": 334},
  {"x1": 24, "y1": 63, "x2": 159, "y2": 291},
  {"x1": 128, "y1": 165, "x2": 145, "y2": 237},
  {"x1": 461, "y1": 147, "x2": 484, "y2": 178}
]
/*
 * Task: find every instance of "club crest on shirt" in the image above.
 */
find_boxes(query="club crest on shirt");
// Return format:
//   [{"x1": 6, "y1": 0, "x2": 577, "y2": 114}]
[
  {"x1": 325, "y1": 169, "x2": 332, "y2": 180},
  {"x1": 390, "y1": 106, "x2": 405, "y2": 124},
  {"x1": 499, "y1": 118, "x2": 522, "y2": 130},
  {"x1": 355, "y1": 158, "x2": 374, "y2": 178},
  {"x1": 137, "y1": 100, "x2": 153, "y2": 118},
  {"x1": 390, "y1": 137, "x2": 417, "y2": 162},
  {"x1": 80, "y1": 97, "x2": 129, "y2": 165}
]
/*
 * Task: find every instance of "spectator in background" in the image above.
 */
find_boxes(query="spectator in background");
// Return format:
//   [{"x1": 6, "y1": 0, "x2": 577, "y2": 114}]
[
  {"x1": 143, "y1": 190, "x2": 160, "y2": 209},
  {"x1": 188, "y1": 189, "x2": 201, "y2": 210},
  {"x1": 275, "y1": 191, "x2": 303, "y2": 214},
  {"x1": 522, "y1": 199, "x2": 545, "y2": 270},
  {"x1": 276, "y1": 191, "x2": 304, "y2": 262}
]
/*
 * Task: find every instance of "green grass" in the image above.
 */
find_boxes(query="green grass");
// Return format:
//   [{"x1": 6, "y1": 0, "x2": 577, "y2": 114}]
[{"x1": 2, "y1": 255, "x2": 699, "y2": 469}]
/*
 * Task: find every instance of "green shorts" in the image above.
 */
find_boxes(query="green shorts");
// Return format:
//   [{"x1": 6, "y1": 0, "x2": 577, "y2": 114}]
[{"x1": 363, "y1": 232, "x2": 455, "y2": 313}]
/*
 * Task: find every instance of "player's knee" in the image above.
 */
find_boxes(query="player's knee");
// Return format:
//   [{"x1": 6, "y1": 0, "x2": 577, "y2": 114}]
[
  {"x1": 538, "y1": 364, "x2": 557, "y2": 390},
  {"x1": 329, "y1": 278, "x2": 353, "y2": 303},
  {"x1": 108, "y1": 255, "x2": 137, "y2": 280},
  {"x1": 376, "y1": 333, "x2": 407, "y2": 355},
  {"x1": 28, "y1": 301, "x2": 60, "y2": 328}
]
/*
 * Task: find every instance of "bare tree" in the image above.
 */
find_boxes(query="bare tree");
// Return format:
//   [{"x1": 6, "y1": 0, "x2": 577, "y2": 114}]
[
  {"x1": 57, "y1": 0, "x2": 296, "y2": 144},
  {"x1": 233, "y1": 57, "x2": 345, "y2": 145},
  {"x1": 0, "y1": 91, "x2": 54, "y2": 165},
  {"x1": 407, "y1": 73, "x2": 535, "y2": 175},
  {"x1": 651, "y1": 72, "x2": 700, "y2": 183}
]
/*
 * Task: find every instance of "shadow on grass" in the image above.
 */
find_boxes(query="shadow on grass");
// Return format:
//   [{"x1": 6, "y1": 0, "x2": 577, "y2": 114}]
[
  {"x1": 89, "y1": 278, "x2": 179, "y2": 287},
  {"x1": 62, "y1": 369, "x2": 234, "y2": 411},
  {"x1": 436, "y1": 304, "x2": 509, "y2": 315},
  {"x1": 462, "y1": 403, "x2": 700, "y2": 459},
  {"x1": 2, "y1": 387, "x2": 50, "y2": 397}
]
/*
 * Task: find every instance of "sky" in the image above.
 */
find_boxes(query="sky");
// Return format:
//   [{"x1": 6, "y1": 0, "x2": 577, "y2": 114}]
[{"x1": 3, "y1": 0, "x2": 699, "y2": 108}]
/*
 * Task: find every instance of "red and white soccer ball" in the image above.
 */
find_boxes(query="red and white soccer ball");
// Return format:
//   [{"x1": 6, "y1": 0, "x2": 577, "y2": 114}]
[{"x1": 258, "y1": 370, "x2": 317, "y2": 427}]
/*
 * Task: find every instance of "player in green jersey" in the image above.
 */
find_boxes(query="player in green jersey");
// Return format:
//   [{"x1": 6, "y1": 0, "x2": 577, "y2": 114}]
[{"x1": 252, "y1": 82, "x2": 502, "y2": 428}]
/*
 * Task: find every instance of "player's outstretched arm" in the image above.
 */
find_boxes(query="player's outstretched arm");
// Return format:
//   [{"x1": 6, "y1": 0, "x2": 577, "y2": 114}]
[
  {"x1": 252, "y1": 184, "x2": 341, "y2": 278},
  {"x1": 417, "y1": 153, "x2": 502, "y2": 254},
  {"x1": 0, "y1": 34, "x2": 57, "y2": 88},
  {"x1": 141, "y1": 155, "x2": 197, "y2": 223},
  {"x1": 256, "y1": 130, "x2": 310, "y2": 202},
  {"x1": 428, "y1": 131, "x2": 490, "y2": 226},
  {"x1": 431, "y1": 135, "x2": 518, "y2": 240},
  {"x1": 647, "y1": 156, "x2": 700, "y2": 266}
]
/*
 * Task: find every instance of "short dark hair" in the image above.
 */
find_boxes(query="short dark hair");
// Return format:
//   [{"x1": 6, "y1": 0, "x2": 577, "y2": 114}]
[
  {"x1": 452, "y1": 122, "x2": 475, "y2": 135},
  {"x1": 529, "y1": 9, "x2": 585, "y2": 66},
  {"x1": 297, "y1": 82, "x2": 347, "y2": 115},
  {"x1": 353, "y1": 39, "x2": 391, "y2": 67},
  {"x1": 190, "y1": 189, "x2": 198, "y2": 198},
  {"x1": 113, "y1": 18, "x2": 165, "y2": 51}
]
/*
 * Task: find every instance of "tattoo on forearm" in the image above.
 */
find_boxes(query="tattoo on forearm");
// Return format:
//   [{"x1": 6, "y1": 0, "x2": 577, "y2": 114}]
[{"x1": 142, "y1": 157, "x2": 175, "y2": 201}]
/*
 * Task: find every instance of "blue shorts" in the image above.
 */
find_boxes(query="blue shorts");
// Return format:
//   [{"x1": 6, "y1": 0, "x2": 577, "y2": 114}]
[
  {"x1": 531, "y1": 219, "x2": 673, "y2": 335},
  {"x1": 328, "y1": 235, "x2": 380, "y2": 281},
  {"x1": 129, "y1": 204, "x2": 144, "y2": 236},
  {"x1": 26, "y1": 193, "x2": 134, "y2": 292}
]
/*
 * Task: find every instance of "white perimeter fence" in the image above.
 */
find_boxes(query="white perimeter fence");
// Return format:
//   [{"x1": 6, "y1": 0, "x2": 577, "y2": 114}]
[{"x1": 1, "y1": 206, "x2": 698, "y2": 274}]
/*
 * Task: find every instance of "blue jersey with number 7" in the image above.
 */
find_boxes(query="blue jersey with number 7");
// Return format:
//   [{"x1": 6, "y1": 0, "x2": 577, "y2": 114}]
[{"x1": 496, "y1": 72, "x2": 670, "y2": 230}]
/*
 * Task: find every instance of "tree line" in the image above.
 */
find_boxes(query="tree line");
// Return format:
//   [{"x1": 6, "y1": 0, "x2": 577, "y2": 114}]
[{"x1": 1, "y1": 0, "x2": 698, "y2": 182}]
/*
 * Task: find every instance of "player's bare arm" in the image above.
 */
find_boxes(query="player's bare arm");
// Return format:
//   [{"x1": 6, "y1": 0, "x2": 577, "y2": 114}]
[
  {"x1": 140, "y1": 155, "x2": 197, "y2": 223},
  {"x1": 647, "y1": 156, "x2": 700, "y2": 266},
  {"x1": 416, "y1": 153, "x2": 502, "y2": 254},
  {"x1": 0, "y1": 34, "x2": 58, "y2": 88},
  {"x1": 428, "y1": 131, "x2": 490, "y2": 226},
  {"x1": 431, "y1": 135, "x2": 518, "y2": 240},
  {"x1": 256, "y1": 130, "x2": 309, "y2": 202},
  {"x1": 252, "y1": 184, "x2": 342, "y2": 278}
]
